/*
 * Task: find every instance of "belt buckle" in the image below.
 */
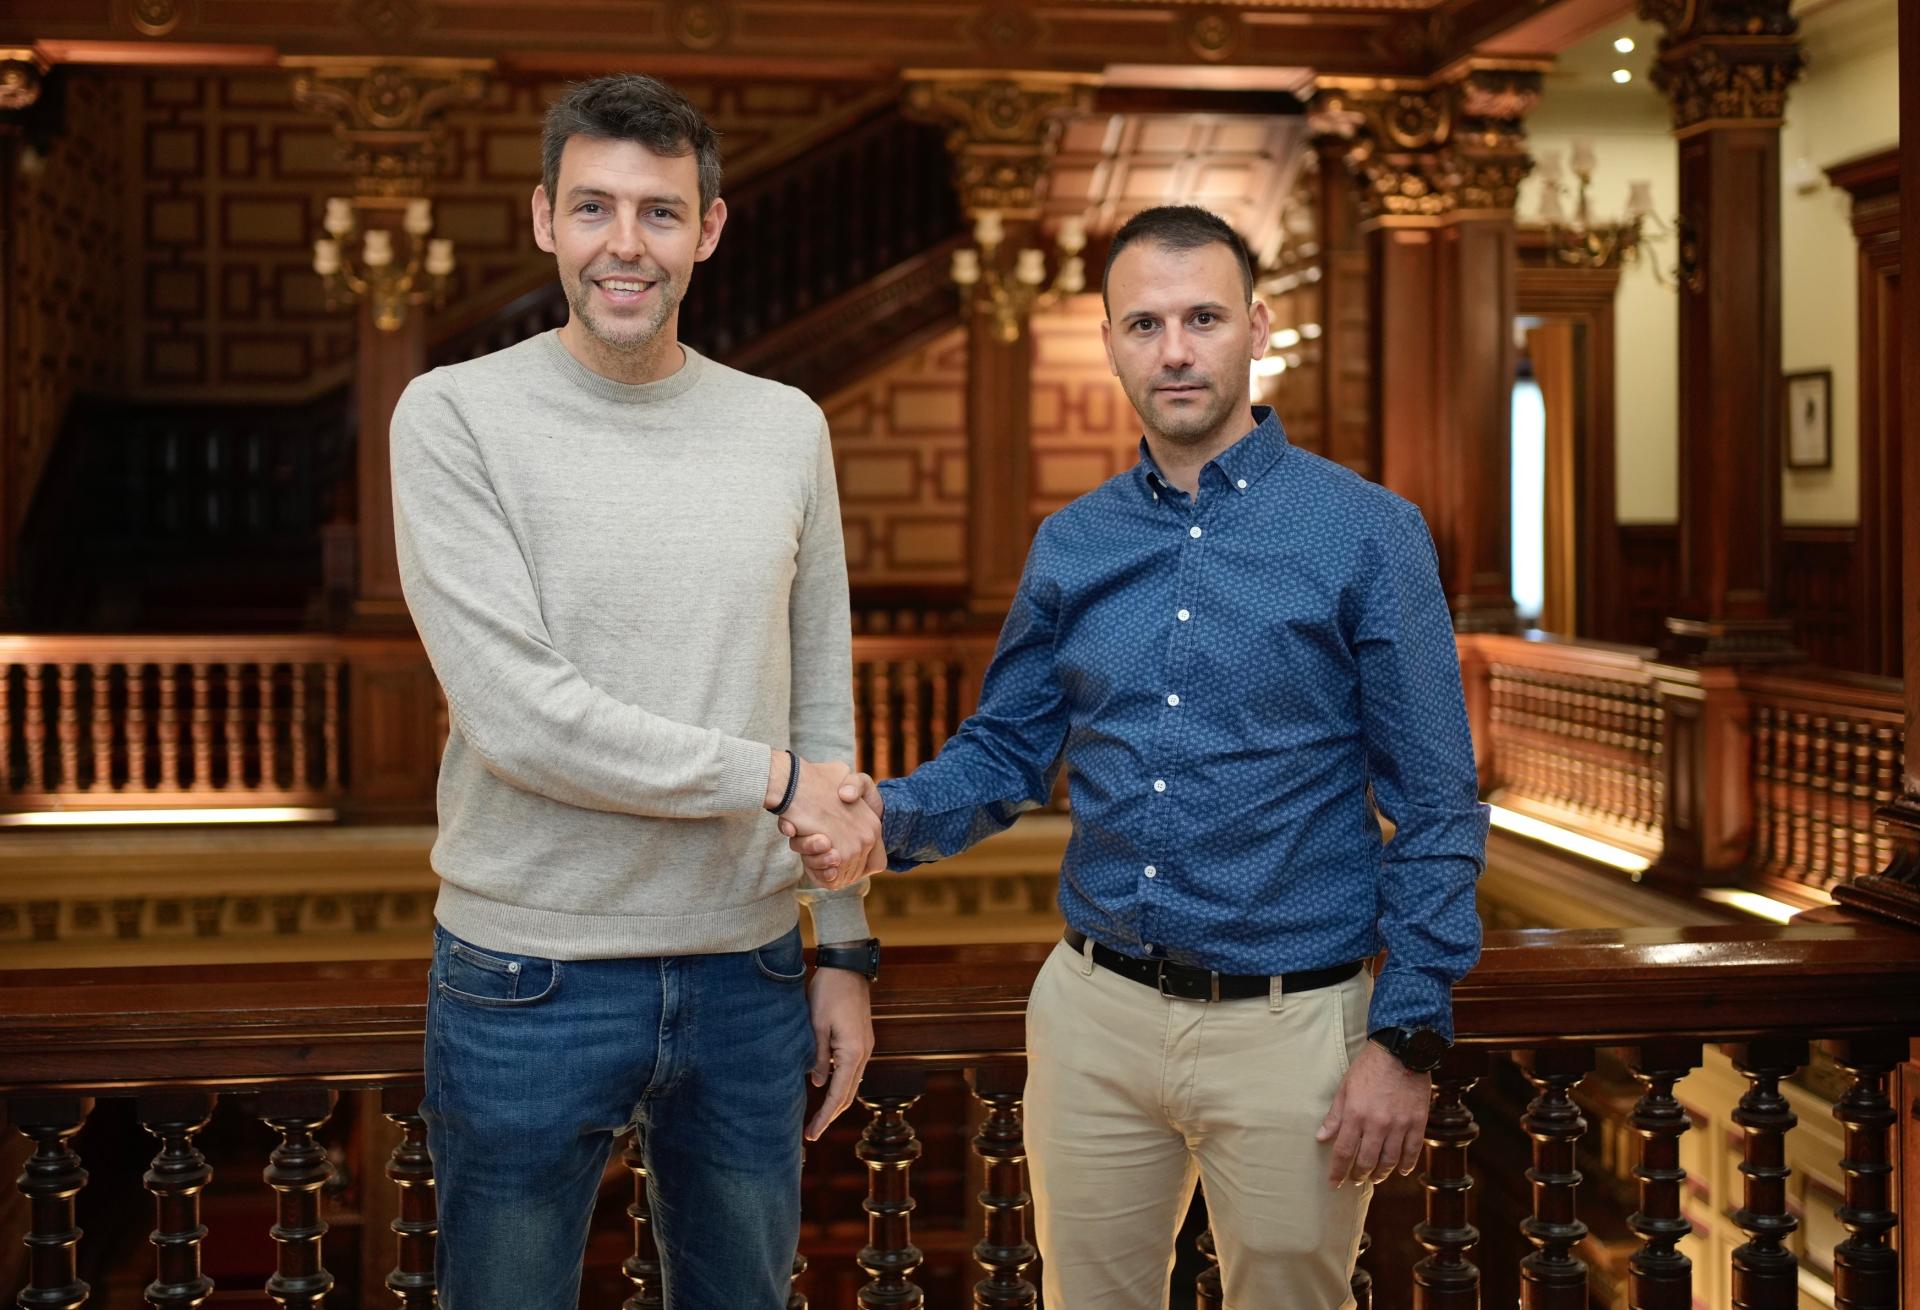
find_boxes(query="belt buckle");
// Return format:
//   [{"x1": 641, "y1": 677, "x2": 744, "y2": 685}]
[{"x1": 1155, "y1": 962, "x2": 1222, "y2": 1003}]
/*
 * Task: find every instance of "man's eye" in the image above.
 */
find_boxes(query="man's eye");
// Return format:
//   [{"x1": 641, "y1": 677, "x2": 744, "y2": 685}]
[
  {"x1": 1131, "y1": 320, "x2": 1157, "y2": 333},
  {"x1": 1193, "y1": 312, "x2": 1216, "y2": 326},
  {"x1": 578, "y1": 203, "x2": 602, "y2": 215}
]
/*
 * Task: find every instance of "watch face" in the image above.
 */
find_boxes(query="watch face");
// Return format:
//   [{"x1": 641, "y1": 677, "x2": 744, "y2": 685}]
[{"x1": 1404, "y1": 1028, "x2": 1447, "y2": 1071}]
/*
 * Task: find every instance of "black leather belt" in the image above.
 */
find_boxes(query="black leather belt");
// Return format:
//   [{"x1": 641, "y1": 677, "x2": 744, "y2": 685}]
[{"x1": 1064, "y1": 928, "x2": 1363, "y2": 1003}]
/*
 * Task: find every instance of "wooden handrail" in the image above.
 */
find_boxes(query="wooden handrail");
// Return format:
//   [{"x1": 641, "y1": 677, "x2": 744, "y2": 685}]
[{"x1": 5, "y1": 920, "x2": 1919, "y2": 1094}]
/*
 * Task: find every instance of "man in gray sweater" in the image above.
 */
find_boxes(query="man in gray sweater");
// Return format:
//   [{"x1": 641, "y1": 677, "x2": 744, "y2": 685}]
[{"x1": 390, "y1": 75, "x2": 883, "y2": 1310}]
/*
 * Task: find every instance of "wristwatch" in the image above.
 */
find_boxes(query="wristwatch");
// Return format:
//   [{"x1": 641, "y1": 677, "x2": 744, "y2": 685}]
[
  {"x1": 1368, "y1": 1025, "x2": 1448, "y2": 1073},
  {"x1": 813, "y1": 938, "x2": 881, "y2": 982}
]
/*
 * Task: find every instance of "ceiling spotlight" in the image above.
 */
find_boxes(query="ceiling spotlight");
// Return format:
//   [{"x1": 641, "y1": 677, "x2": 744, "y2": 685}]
[
  {"x1": 1612, "y1": 68, "x2": 1633, "y2": 84},
  {"x1": 1613, "y1": 36, "x2": 1635, "y2": 53},
  {"x1": 1271, "y1": 327, "x2": 1301, "y2": 349}
]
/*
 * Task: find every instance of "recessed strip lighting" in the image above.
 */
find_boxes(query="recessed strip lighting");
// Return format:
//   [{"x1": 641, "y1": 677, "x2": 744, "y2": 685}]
[
  {"x1": 1698, "y1": 887, "x2": 1826, "y2": 925},
  {"x1": 1486, "y1": 804, "x2": 1653, "y2": 873},
  {"x1": 0, "y1": 807, "x2": 338, "y2": 827}
]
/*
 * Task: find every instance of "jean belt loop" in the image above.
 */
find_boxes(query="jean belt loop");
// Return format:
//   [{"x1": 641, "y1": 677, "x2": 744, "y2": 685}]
[
  {"x1": 1077, "y1": 933, "x2": 1097, "y2": 976},
  {"x1": 1268, "y1": 971, "x2": 1286, "y2": 1013}
]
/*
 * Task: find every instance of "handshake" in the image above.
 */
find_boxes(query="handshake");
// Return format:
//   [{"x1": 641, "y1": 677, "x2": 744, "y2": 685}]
[{"x1": 766, "y1": 753, "x2": 885, "y2": 890}]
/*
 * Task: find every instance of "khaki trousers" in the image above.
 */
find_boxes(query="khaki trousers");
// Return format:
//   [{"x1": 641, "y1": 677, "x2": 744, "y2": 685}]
[{"x1": 1024, "y1": 938, "x2": 1373, "y2": 1310}]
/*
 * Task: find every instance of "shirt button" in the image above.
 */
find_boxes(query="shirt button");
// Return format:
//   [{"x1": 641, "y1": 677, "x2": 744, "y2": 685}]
[
  {"x1": 1144, "y1": 865, "x2": 1157, "y2": 878},
  {"x1": 1153, "y1": 779, "x2": 1167, "y2": 793},
  {"x1": 1237, "y1": 478, "x2": 1248, "y2": 490},
  {"x1": 1177, "y1": 608, "x2": 1191, "y2": 622},
  {"x1": 1167, "y1": 694, "x2": 1180, "y2": 706},
  {"x1": 1189, "y1": 525, "x2": 1203, "y2": 539}
]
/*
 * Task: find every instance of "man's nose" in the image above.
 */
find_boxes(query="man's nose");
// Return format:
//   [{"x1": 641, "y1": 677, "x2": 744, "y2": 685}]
[
  {"x1": 1158, "y1": 325, "x2": 1196, "y2": 370},
  {"x1": 606, "y1": 211, "x2": 647, "y2": 263}
]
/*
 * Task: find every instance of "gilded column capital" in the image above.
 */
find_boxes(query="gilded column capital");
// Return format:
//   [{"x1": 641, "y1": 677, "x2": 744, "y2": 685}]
[
  {"x1": 0, "y1": 48, "x2": 49, "y2": 114},
  {"x1": 1311, "y1": 62, "x2": 1543, "y2": 224},
  {"x1": 902, "y1": 71, "x2": 1097, "y2": 217},
  {"x1": 283, "y1": 57, "x2": 491, "y2": 197},
  {"x1": 1636, "y1": 0, "x2": 1802, "y2": 131}
]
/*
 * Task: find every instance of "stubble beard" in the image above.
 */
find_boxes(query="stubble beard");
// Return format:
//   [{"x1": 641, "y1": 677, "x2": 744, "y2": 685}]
[
  {"x1": 1126, "y1": 373, "x2": 1237, "y2": 447},
  {"x1": 565, "y1": 264, "x2": 681, "y2": 358}
]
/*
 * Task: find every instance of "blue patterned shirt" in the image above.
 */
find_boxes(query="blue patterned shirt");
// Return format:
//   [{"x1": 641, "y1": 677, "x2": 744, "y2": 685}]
[{"x1": 877, "y1": 407, "x2": 1487, "y2": 1037}]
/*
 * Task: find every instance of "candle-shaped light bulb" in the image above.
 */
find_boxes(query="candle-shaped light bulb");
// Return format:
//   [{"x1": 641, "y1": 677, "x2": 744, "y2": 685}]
[
  {"x1": 426, "y1": 238, "x2": 455, "y2": 277},
  {"x1": 1626, "y1": 180, "x2": 1654, "y2": 220},
  {"x1": 363, "y1": 229, "x2": 394, "y2": 268},
  {"x1": 324, "y1": 197, "x2": 354, "y2": 237},
  {"x1": 973, "y1": 209, "x2": 1004, "y2": 248},
  {"x1": 1535, "y1": 150, "x2": 1563, "y2": 183},
  {"x1": 1057, "y1": 216, "x2": 1086, "y2": 255},
  {"x1": 1538, "y1": 185, "x2": 1566, "y2": 223},
  {"x1": 1016, "y1": 247, "x2": 1047, "y2": 286},
  {"x1": 1570, "y1": 139, "x2": 1597, "y2": 178},
  {"x1": 404, "y1": 198, "x2": 433, "y2": 237},
  {"x1": 313, "y1": 238, "x2": 341, "y2": 277},
  {"x1": 951, "y1": 247, "x2": 981, "y2": 286},
  {"x1": 1059, "y1": 256, "x2": 1085, "y2": 295}
]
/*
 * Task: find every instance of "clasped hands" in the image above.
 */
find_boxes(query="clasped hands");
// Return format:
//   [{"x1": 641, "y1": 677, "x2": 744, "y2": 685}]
[{"x1": 770, "y1": 756, "x2": 884, "y2": 888}]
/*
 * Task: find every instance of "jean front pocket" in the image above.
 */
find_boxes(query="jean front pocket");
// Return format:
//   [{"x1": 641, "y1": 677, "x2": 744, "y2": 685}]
[
  {"x1": 752, "y1": 928, "x2": 808, "y2": 983},
  {"x1": 435, "y1": 937, "x2": 562, "y2": 1008}
]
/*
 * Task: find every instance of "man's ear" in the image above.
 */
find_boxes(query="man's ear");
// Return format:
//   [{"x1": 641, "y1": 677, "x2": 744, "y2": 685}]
[
  {"x1": 1247, "y1": 297, "x2": 1271, "y2": 359},
  {"x1": 694, "y1": 197, "x2": 728, "y2": 262},
  {"x1": 532, "y1": 184, "x2": 556, "y2": 254},
  {"x1": 1101, "y1": 318, "x2": 1118, "y2": 377}
]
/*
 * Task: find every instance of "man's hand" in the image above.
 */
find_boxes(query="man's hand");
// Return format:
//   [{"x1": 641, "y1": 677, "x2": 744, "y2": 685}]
[
  {"x1": 769, "y1": 754, "x2": 881, "y2": 890},
  {"x1": 781, "y1": 772, "x2": 884, "y2": 882},
  {"x1": 1316, "y1": 1041, "x2": 1431, "y2": 1187},
  {"x1": 804, "y1": 961, "x2": 874, "y2": 1141}
]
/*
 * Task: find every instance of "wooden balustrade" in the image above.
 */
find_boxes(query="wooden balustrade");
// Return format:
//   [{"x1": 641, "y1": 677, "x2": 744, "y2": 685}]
[
  {"x1": 852, "y1": 635, "x2": 997, "y2": 784},
  {"x1": 3, "y1": 922, "x2": 1918, "y2": 1307}
]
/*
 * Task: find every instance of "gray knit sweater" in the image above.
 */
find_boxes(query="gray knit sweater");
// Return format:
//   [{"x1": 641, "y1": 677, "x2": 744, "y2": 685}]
[{"x1": 391, "y1": 331, "x2": 869, "y2": 959}]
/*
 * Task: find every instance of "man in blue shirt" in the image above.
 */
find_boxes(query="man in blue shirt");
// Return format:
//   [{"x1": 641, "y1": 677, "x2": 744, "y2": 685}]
[{"x1": 789, "y1": 205, "x2": 1487, "y2": 1308}]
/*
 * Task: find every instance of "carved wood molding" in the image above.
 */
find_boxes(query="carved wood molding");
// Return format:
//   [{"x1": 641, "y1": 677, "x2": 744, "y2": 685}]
[
  {"x1": 283, "y1": 56, "x2": 491, "y2": 197},
  {"x1": 903, "y1": 71, "x2": 1096, "y2": 218},
  {"x1": 1310, "y1": 60, "x2": 1544, "y2": 224},
  {"x1": 1636, "y1": 0, "x2": 1802, "y2": 132},
  {"x1": 0, "y1": 46, "x2": 47, "y2": 113}
]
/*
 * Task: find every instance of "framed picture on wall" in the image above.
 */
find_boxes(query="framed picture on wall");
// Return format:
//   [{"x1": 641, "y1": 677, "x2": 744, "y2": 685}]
[{"x1": 1784, "y1": 369, "x2": 1832, "y2": 469}]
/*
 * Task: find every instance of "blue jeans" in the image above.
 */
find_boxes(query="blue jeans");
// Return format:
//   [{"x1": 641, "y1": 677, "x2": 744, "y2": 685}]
[{"x1": 421, "y1": 923, "x2": 815, "y2": 1309}]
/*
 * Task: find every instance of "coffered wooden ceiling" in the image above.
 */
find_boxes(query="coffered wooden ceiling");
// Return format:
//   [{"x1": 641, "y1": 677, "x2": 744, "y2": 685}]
[{"x1": 7, "y1": 0, "x2": 1600, "y2": 82}]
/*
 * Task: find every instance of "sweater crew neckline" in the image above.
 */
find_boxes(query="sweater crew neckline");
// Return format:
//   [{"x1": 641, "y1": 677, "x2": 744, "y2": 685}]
[{"x1": 539, "y1": 329, "x2": 706, "y2": 405}]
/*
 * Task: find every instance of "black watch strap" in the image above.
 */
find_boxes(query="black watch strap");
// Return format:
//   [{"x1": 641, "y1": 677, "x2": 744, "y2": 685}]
[
  {"x1": 1369, "y1": 1025, "x2": 1448, "y2": 1073},
  {"x1": 813, "y1": 938, "x2": 881, "y2": 982}
]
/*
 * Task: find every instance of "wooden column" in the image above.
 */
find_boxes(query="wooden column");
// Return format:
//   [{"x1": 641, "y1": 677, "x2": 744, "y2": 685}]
[
  {"x1": 1637, "y1": 0, "x2": 1803, "y2": 661},
  {"x1": 1315, "y1": 62, "x2": 1544, "y2": 632},
  {"x1": 906, "y1": 74, "x2": 1093, "y2": 618},
  {"x1": 287, "y1": 58, "x2": 488, "y2": 629},
  {"x1": 1302, "y1": 131, "x2": 1373, "y2": 478}
]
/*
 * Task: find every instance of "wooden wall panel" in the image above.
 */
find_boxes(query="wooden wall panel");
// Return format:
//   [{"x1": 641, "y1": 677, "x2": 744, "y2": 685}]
[
  {"x1": 1027, "y1": 297, "x2": 1142, "y2": 531},
  {"x1": 820, "y1": 329, "x2": 968, "y2": 589},
  {"x1": 1614, "y1": 523, "x2": 1679, "y2": 651},
  {"x1": 7, "y1": 73, "x2": 130, "y2": 537},
  {"x1": 1778, "y1": 525, "x2": 1860, "y2": 671}
]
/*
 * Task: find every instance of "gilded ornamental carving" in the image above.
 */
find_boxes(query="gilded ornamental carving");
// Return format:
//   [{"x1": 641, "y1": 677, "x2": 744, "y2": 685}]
[
  {"x1": 1637, "y1": 0, "x2": 1802, "y2": 130},
  {"x1": 284, "y1": 57, "x2": 490, "y2": 197}
]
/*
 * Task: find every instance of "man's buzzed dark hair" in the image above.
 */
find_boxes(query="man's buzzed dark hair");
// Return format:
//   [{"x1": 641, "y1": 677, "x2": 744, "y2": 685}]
[
  {"x1": 541, "y1": 74, "x2": 723, "y2": 215},
  {"x1": 1101, "y1": 205, "x2": 1255, "y2": 313}
]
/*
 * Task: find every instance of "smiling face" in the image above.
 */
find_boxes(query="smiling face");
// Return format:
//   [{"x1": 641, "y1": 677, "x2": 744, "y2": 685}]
[
  {"x1": 1101, "y1": 238, "x2": 1269, "y2": 454},
  {"x1": 532, "y1": 134, "x2": 726, "y2": 382}
]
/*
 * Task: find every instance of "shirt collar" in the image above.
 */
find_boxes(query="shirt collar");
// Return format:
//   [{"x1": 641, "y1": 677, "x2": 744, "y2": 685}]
[{"x1": 1134, "y1": 406, "x2": 1291, "y2": 501}]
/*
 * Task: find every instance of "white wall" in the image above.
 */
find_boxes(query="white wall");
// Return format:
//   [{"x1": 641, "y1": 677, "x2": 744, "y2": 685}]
[{"x1": 1778, "y1": 0, "x2": 1899, "y2": 524}]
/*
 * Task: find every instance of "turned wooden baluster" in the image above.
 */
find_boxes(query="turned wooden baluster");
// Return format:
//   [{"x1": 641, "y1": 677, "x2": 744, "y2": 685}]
[
  {"x1": 1751, "y1": 705, "x2": 1778, "y2": 873},
  {"x1": 189, "y1": 662, "x2": 213, "y2": 790},
  {"x1": 1822, "y1": 716, "x2": 1852, "y2": 881},
  {"x1": 1725, "y1": 1039, "x2": 1807, "y2": 1310},
  {"x1": 88, "y1": 663, "x2": 114, "y2": 792},
  {"x1": 381, "y1": 1086, "x2": 436, "y2": 1310},
  {"x1": 256, "y1": 1089, "x2": 337, "y2": 1309},
  {"x1": 1414, "y1": 1050, "x2": 1484, "y2": 1309},
  {"x1": 856, "y1": 1067, "x2": 926, "y2": 1309},
  {"x1": 1625, "y1": 1041, "x2": 1700, "y2": 1310},
  {"x1": 23, "y1": 662, "x2": 46, "y2": 791},
  {"x1": 225, "y1": 662, "x2": 247, "y2": 792},
  {"x1": 1195, "y1": 1225, "x2": 1221, "y2": 1310},
  {"x1": 139, "y1": 1091, "x2": 217, "y2": 1309},
  {"x1": 930, "y1": 662, "x2": 952, "y2": 744},
  {"x1": 1848, "y1": 721, "x2": 1875, "y2": 879},
  {"x1": 1807, "y1": 714, "x2": 1833, "y2": 885},
  {"x1": 621, "y1": 1126, "x2": 663, "y2": 1310},
  {"x1": 967, "y1": 1064, "x2": 1036, "y2": 1308},
  {"x1": 158, "y1": 664, "x2": 182, "y2": 790},
  {"x1": 0, "y1": 663, "x2": 11, "y2": 792},
  {"x1": 1786, "y1": 711, "x2": 1811, "y2": 876},
  {"x1": 1825, "y1": 1036, "x2": 1902, "y2": 1310},
  {"x1": 789, "y1": 1252, "x2": 808, "y2": 1310},
  {"x1": 1350, "y1": 1230, "x2": 1373, "y2": 1310},
  {"x1": 54, "y1": 662, "x2": 79, "y2": 791},
  {"x1": 11, "y1": 1095, "x2": 94, "y2": 1310},
  {"x1": 900, "y1": 661, "x2": 924, "y2": 773},
  {"x1": 257, "y1": 662, "x2": 278, "y2": 791},
  {"x1": 321, "y1": 664, "x2": 340, "y2": 792},
  {"x1": 289, "y1": 667, "x2": 310, "y2": 790},
  {"x1": 128, "y1": 663, "x2": 150, "y2": 791},
  {"x1": 872, "y1": 662, "x2": 894, "y2": 781},
  {"x1": 1513, "y1": 1048, "x2": 1594, "y2": 1310}
]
